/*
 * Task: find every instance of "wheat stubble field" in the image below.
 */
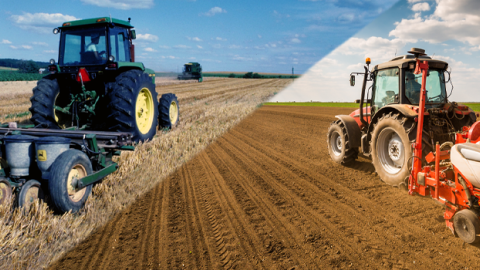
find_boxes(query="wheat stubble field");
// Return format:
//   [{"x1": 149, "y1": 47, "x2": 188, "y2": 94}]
[{"x1": 0, "y1": 77, "x2": 291, "y2": 269}]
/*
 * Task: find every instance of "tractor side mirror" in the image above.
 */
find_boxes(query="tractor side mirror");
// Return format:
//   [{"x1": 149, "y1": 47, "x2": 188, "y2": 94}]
[
  {"x1": 350, "y1": 75, "x2": 355, "y2": 86},
  {"x1": 130, "y1": 30, "x2": 136, "y2": 40}
]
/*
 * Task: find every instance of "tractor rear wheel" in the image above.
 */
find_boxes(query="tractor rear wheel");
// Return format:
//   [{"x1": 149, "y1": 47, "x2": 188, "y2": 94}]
[
  {"x1": 48, "y1": 149, "x2": 92, "y2": 213},
  {"x1": 158, "y1": 93, "x2": 180, "y2": 129},
  {"x1": 371, "y1": 113, "x2": 414, "y2": 187},
  {"x1": 327, "y1": 120, "x2": 358, "y2": 165},
  {"x1": 454, "y1": 209, "x2": 480, "y2": 244},
  {"x1": 29, "y1": 75, "x2": 70, "y2": 129},
  {"x1": 106, "y1": 70, "x2": 159, "y2": 143}
]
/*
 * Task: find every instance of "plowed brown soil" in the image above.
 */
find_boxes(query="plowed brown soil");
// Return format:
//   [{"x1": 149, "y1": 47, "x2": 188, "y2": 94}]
[{"x1": 50, "y1": 106, "x2": 480, "y2": 269}]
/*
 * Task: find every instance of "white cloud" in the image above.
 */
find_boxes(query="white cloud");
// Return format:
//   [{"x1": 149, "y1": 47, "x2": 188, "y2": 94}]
[
  {"x1": 0, "y1": 40, "x2": 12, "y2": 44},
  {"x1": 10, "y1": 45, "x2": 33, "y2": 50},
  {"x1": 202, "y1": 7, "x2": 227, "y2": 17},
  {"x1": 233, "y1": 55, "x2": 252, "y2": 61},
  {"x1": 197, "y1": 45, "x2": 203, "y2": 49},
  {"x1": 33, "y1": 42, "x2": 48, "y2": 46},
  {"x1": 290, "y1": 38, "x2": 301, "y2": 43},
  {"x1": 258, "y1": 35, "x2": 262, "y2": 39},
  {"x1": 10, "y1": 13, "x2": 79, "y2": 34},
  {"x1": 187, "y1": 37, "x2": 202, "y2": 42},
  {"x1": 411, "y1": 3, "x2": 430, "y2": 12},
  {"x1": 161, "y1": 55, "x2": 176, "y2": 59},
  {"x1": 407, "y1": 0, "x2": 424, "y2": 3},
  {"x1": 137, "y1": 34, "x2": 159, "y2": 42},
  {"x1": 229, "y1": 45, "x2": 243, "y2": 49},
  {"x1": 215, "y1": 37, "x2": 227, "y2": 41},
  {"x1": 174, "y1": 45, "x2": 191, "y2": 49},
  {"x1": 390, "y1": 0, "x2": 480, "y2": 46},
  {"x1": 144, "y1": 47, "x2": 157, "y2": 52},
  {"x1": 80, "y1": 0, "x2": 153, "y2": 10},
  {"x1": 334, "y1": 36, "x2": 408, "y2": 62},
  {"x1": 159, "y1": 45, "x2": 170, "y2": 49}
]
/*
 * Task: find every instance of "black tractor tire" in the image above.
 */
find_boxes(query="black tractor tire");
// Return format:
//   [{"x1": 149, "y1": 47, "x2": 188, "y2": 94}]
[
  {"x1": 106, "y1": 70, "x2": 159, "y2": 143},
  {"x1": 48, "y1": 149, "x2": 92, "y2": 213},
  {"x1": 370, "y1": 113, "x2": 416, "y2": 187},
  {"x1": 327, "y1": 120, "x2": 358, "y2": 165},
  {"x1": 29, "y1": 76, "x2": 69, "y2": 129},
  {"x1": 158, "y1": 93, "x2": 180, "y2": 129},
  {"x1": 453, "y1": 209, "x2": 480, "y2": 244},
  {"x1": 17, "y1": 179, "x2": 44, "y2": 210}
]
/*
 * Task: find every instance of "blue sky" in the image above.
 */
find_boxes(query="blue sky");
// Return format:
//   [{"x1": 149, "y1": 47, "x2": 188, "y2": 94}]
[
  {"x1": 272, "y1": 0, "x2": 480, "y2": 102},
  {"x1": 0, "y1": 0, "x2": 397, "y2": 73}
]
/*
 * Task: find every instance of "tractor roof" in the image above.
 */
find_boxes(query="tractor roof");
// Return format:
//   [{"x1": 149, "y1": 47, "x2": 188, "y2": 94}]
[
  {"x1": 185, "y1": 62, "x2": 200, "y2": 66},
  {"x1": 59, "y1": 17, "x2": 133, "y2": 29},
  {"x1": 373, "y1": 54, "x2": 448, "y2": 71}
]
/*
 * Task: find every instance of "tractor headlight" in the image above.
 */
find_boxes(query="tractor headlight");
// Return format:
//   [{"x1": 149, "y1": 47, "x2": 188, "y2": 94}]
[
  {"x1": 50, "y1": 59, "x2": 55, "y2": 65},
  {"x1": 108, "y1": 55, "x2": 115, "y2": 62},
  {"x1": 53, "y1": 28, "x2": 60, "y2": 34}
]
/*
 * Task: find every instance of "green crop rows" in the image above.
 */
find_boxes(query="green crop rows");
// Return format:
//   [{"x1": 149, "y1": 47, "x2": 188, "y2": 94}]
[{"x1": 0, "y1": 71, "x2": 45, "y2": 81}]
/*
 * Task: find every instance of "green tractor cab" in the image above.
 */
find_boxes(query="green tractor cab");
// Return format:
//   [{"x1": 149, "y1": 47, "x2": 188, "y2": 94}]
[{"x1": 30, "y1": 17, "x2": 180, "y2": 143}]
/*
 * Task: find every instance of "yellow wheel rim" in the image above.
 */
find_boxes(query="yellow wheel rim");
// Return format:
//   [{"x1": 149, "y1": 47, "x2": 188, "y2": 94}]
[
  {"x1": 0, "y1": 182, "x2": 11, "y2": 205},
  {"x1": 135, "y1": 88, "x2": 155, "y2": 134},
  {"x1": 54, "y1": 93, "x2": 68, "y2": 129},
  {"x1": 54, "y1": 93, "x2": 60, "y2": 123},
  {"x1": 67, "y1": 164, "x2": 87, "y2": 203},
  {"x1": 169, "y1": 101, "x2": 178, "y2": 125},
  {"x1": 24, "y1": 185, "x2": 39, "y2": 209}
]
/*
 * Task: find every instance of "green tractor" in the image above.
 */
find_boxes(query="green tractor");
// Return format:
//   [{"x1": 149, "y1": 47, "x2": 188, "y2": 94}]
[
  {"x1": 29, "y1": 17, "x2": 179, "y2": 143},
  {"x1": 177, "y1": 62, "x2": 203, "y2": 82}
]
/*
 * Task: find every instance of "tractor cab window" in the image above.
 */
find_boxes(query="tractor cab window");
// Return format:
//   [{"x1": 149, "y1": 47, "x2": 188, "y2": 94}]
[
  {"x1": 109, "y1": 29, "x2": 129, "y2": 62},
  {"x1": 61, "y1": 27, "x2": 107, "y2": 65},
  {"x1": 373, "y1": 68, "x2": 399, "y2": 110},
  {"x1": 405, "y1": 69, "x2": 446, "y2": 105}
]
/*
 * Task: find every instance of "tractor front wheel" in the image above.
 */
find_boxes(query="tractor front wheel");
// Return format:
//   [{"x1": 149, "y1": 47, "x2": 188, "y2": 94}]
[
  {"x1": 48, "y1": 149, "x2": 92, "y2": 213},
  {"x1": 327, "y1": 120, "x2": 358, "y2": 165},
  {"x1": 371, "y1": 113, "x2": 414, "y2": 187},
  {"x1": 158, "y1": 93, "x2": 180, "y2": 129},
  {"x1": 106, "y1": 70, "x2": 159, "y2": 143}
]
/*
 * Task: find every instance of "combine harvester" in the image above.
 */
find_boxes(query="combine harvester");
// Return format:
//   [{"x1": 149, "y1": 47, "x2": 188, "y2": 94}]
[
  {"x1": 0, "y1": 17, "x2": 180, "y2": 214},
  {"x1": 328, "y1": 48, "x2": 480, "y2": 244},
  {"x1": 177, "y1": 62, "x2": 203, "y2": 82}
]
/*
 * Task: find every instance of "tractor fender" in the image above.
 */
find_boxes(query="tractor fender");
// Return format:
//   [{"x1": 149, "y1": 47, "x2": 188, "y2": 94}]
[{"x1": 335, "y1": 115, "x2": 361, "y2": 148}]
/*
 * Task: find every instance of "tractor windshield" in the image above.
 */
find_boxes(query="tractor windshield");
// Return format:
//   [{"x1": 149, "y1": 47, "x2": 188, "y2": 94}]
[
  {"x1": 405, "y1": 69, "x2": 447, "y2": 105},
  {"x1": 59, "y1": 26, "x2": 107, "y2": 66}
]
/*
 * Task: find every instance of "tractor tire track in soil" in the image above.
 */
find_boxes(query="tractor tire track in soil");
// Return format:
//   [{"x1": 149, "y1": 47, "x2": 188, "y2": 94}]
[{"x1": 50, "y1": 106, "x2": 480, "y2": 269}]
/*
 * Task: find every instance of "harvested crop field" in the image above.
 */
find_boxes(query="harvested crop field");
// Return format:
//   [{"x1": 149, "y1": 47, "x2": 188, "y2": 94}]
[
  {"x1": 0, "y1": 78, "x2": 292, "y2": 269},
  {"x1": 49, "y1": 105, "x2": 480, "y2": 270}
]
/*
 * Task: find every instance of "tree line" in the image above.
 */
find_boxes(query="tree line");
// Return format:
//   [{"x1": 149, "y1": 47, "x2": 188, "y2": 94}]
[{"x1": 0, "y1": 58, "x2": 50, "y2": 73}]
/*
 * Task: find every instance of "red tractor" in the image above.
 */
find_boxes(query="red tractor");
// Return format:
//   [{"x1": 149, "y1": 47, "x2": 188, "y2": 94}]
[
  {"x1": 327, "y1": 48, "x2": 476, "y2": 189},
  {"x1": 329, "y1": 48, "x2": 480, "y2": 244}
]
